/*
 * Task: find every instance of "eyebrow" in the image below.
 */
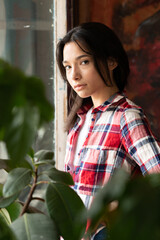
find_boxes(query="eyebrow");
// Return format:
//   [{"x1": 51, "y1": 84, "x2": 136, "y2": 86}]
[{"x1": 62, "y1": 54, "x2": 90, "y2": 64}]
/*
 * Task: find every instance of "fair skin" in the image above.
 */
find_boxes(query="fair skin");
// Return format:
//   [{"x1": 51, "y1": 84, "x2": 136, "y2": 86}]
[
  {"x1": 63, "y1": 41, "x2": 118, "y2": 108},
  {"x1": 63, "y1": 42, "x2": 119, "y2": 239}
]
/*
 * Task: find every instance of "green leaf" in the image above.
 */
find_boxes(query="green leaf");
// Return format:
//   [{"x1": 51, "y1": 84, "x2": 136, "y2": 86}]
[
  {"x1": 46, "y1": 182, "x2": 87, "y2": 240},
  {"x1": 0, "y1": 215, "x2": 17, "y2": 240},
  {"x1": 0, "y1": 58, "x2": 53, "y2": 127},
  {"x1": 34, "y1": 150, "x2": 54, "y2": 162},
  {"x1": 0, "y1": 193, "x2": 19, "y2": 208},
  {"x1": 34, "y1": 150, "x2": 55, "y2": 167},
  {"x1": 35, "y1": 160, "x2": 55, "y2": 166},
  {"x1": 45, "y1": 167, "x2": 74, "y2": 185},
  {"x1": 4, "y1": 106, "x2": 39, "y2": 165},
  {"x1": 27, "y1": 148, "x2": 34, "y2": 159},
  {"x1": 11, "y1": 213, "x2": 59, "y2": 240},
  {"x1": 3, "y1": 168, "x2": 32, "y2": 198},
  {"x1": 109, "y1": 173, "x2": 160, "y2": 240},
  {"x1": 0, "y1": 208, "x2": 11, "y2": 225},
  {"x1": 6, "y1": 202, "x2": 22, "y2": 222},
  {"x1": 0, "y1": 158, "x2": 33, "y2": 171},
  {"x1": 87, "y1": 169, "x2": 129, "y2": 232},
  {"x1": 0, "y1": 184, "x2": 19, "y2": 208},
  {"x1": 25, "y1": 76, "x2": 54, "y2": 123},
  {"x1": 0, "y1": 59, "x2": 54, "y2": 167},
  {"x1": 17, "y1": 158, "x2": 34, "y2": 171},
  {"x1": 0, "y1": 184, "x2": 3, "y2": 195}
]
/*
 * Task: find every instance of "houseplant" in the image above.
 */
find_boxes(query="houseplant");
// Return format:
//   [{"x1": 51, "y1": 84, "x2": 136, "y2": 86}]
[
  {"x1": 0, "y1": 58, "x2": 160, "y2": 240},
  {"x1": 0, "y1": 59, "x2": 87, "y2": 240}
]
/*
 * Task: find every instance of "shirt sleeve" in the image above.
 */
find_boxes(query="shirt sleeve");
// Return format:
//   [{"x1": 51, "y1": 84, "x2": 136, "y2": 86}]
[{"x1": 120, "y1": 108, "x2": 160, "y2": 175}]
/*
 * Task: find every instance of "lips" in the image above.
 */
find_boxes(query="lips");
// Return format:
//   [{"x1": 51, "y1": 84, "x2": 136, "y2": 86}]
[{"x1": 74, "y1": 84, "x2": 87, "y2": 91}]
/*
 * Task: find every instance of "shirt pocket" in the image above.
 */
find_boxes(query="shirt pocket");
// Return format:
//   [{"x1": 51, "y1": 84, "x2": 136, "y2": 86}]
[{"x1": 76, "y1": 148, "x2": 118, "y2": 194}]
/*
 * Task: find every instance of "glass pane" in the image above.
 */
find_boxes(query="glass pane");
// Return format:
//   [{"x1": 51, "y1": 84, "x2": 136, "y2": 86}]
[
  {"x1": 0, "y1": 0, "x2": 54, "y2": 152},
  {"x1": 0, "y1": 0, "x2": 55, "y2": 210}
]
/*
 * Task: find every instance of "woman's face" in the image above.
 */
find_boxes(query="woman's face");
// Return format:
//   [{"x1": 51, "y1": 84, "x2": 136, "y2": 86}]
[{"x1": 63, "y1": 41, "x2": 113, "y2": 107}]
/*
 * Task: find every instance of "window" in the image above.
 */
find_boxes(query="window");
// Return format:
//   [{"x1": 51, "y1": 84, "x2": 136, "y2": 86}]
[{"x1": 0, "y1": 0, "x2": 67, "y2": 170}]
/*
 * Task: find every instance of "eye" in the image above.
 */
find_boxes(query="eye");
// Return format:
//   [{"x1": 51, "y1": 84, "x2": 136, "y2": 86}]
[
  {"x1": 64, "y1": 65, "x2": 71, "y2": 70},
  {"x1": 81, "y1": 60, "x2": 89, "y2": 65}
]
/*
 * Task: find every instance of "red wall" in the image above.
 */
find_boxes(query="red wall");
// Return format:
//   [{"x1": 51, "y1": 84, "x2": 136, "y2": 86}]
[{"x1": 90, "y1": 0, "x2": 160, "y2": 140}]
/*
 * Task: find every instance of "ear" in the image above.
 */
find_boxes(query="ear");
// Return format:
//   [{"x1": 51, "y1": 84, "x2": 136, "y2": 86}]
[{"x1": 107, "y1": 58, "x2": 118, "y2": 70}]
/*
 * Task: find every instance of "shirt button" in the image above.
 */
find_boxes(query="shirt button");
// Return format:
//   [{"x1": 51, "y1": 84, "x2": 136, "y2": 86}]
[
  {"x1": 91, "y1": 118, "x2": 95, "y2": 121},
  {"x1": 67, "y1": 165, "x2": 70, "y2": 171}
]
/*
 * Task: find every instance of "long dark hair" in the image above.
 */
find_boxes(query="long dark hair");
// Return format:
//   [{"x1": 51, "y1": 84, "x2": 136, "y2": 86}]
[{"x1": 56, "y1": 22, "x2": 130, "y2": 131}]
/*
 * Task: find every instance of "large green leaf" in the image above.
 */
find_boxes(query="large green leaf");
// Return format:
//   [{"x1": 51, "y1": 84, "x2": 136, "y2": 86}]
[
  {"x1": 109, "y1": 173, "x2": 160, "y2": 240},
  {"x1": 3, "y1": 168, "x2": 32, "y2": 198},
  {"x1": 0, "y1": 208, "x2": 11, "y2": 225},
  {"x1": 6, "y1": 202, "x2": 22, "y2": 222},
  {"x1": 0, "y1": 59, "x2": 54, "y2": 166},
  {"x1": 0, "y1": 216, "x2": 17, "y2": 240},
  {"x1": 4, "y1": 106, "x2": 39, "y2": 165},
  {"x1": 0, "y1": 60, "x2": 25, "y2": 129},
  {"x1": 11, "y1": 213, "x2": 59, "y2": 240},
  {"x1": 46, "y1": 182, "x2": 87, "y2": 240},
  {"x1": 87, "y1": 169, "x2": 129, "y2": 233},
  {"x1": 25, "y1": 75, "x2": 54, "y2": 123},
  {"x1": 0, "y1": 59, "x2": 53, "y2": 127},
  {"x1": 44, "y1": 167, "x2": 74, "y2": 185},
  {"x1": 87, "y1": 172, "x2": 160, "y2": 240}
]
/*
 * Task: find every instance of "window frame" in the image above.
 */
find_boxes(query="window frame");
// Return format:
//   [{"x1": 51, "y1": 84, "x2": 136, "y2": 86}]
[{"x1": 54, "y1": 0, "x2": 67, "y2": 170}]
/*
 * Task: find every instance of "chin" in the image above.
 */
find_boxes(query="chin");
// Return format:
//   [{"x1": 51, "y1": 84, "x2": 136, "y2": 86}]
[{"x1": 77, "y1": 93, "x2": 90, "y2": 99}]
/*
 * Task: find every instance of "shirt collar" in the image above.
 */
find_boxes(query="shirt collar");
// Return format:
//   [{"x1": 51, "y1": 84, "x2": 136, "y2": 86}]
[{"x1": 77, "y1": 92, "x2": 125, "y2": 115}]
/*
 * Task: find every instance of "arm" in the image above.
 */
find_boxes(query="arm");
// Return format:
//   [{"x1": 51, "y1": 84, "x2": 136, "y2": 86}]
[{"x1": 120, "y1": 108, "x2": 160, "y2": 175}]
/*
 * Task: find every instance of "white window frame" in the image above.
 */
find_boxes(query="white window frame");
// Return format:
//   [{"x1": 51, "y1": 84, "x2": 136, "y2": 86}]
[{"x1": 54, "y1": 0, "x2": 67, "y2": 170}]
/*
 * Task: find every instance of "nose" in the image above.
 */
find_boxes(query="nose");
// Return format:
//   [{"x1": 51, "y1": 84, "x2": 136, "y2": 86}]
[{"x1": 71, "y1": 65, "x2": 81, "y2": 81}]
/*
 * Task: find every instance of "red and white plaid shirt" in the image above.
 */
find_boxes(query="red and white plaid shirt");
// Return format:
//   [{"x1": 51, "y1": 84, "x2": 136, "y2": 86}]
[{"x1": 65, "y1": 93, "x2": 160, "y2": 207}]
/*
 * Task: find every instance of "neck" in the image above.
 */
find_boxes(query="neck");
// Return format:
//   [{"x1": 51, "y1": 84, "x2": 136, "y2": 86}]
[{"x1": 92, "y1": 86, "x2": 119, "y2": 108}]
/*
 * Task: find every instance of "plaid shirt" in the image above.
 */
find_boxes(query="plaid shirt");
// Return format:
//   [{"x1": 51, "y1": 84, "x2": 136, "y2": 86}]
[{"x1": 65, "y1": 93, "x2": 160, "y2": 207}]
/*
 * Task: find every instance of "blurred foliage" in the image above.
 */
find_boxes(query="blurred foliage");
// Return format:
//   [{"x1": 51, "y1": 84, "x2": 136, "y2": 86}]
[
  {"x1": 87, "y1": 170, "x2": 160, "y2": 240},
  {"x1": 0, "y1": 59, "x2": 160, "y2": 240},
  {"x1": 0, "y1": 59, "x2": 87, "y2": 240},
  {"x1": 0, "y1": 59, "x2": 54, "y2": 166}
]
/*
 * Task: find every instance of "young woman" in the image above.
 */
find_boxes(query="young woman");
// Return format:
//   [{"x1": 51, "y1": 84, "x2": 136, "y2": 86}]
[{"x1": 56, "y1": 22, "x2": 160, "y2": 239}]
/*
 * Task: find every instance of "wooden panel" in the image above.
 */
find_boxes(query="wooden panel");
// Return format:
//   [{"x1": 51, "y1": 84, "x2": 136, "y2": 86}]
[{"x1": 54, "y1": 0, "x2": 67, "y2": 170}]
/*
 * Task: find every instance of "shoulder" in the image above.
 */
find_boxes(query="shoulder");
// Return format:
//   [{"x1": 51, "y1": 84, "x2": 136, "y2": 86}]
[
  {"x1": 109, "y1": 94, "x2": 144, "y2": 119},
  {"x1": 114, "y1": 94, "x2": 143, "y2": 115},
  {"x1": 110, "y1": 95, "x2": 147, "y2": 126},
  {"x1": 118, "y1": 97, "x2": 149, "y2": 132},
  {"x1": 116, "y1": 95, "x2": 142, "y2": 111}
]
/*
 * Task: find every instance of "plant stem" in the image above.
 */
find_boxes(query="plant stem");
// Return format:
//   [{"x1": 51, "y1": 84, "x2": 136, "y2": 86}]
[
  {"x1": 37, "y1": 180, "x2": 49, "y2": 185},
  {"x1": 20, "y1": 168, "x2": 38, "y2": 216},
  {"x1": 31, "y1": 197, "x2": 45, "y2": 202}
]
